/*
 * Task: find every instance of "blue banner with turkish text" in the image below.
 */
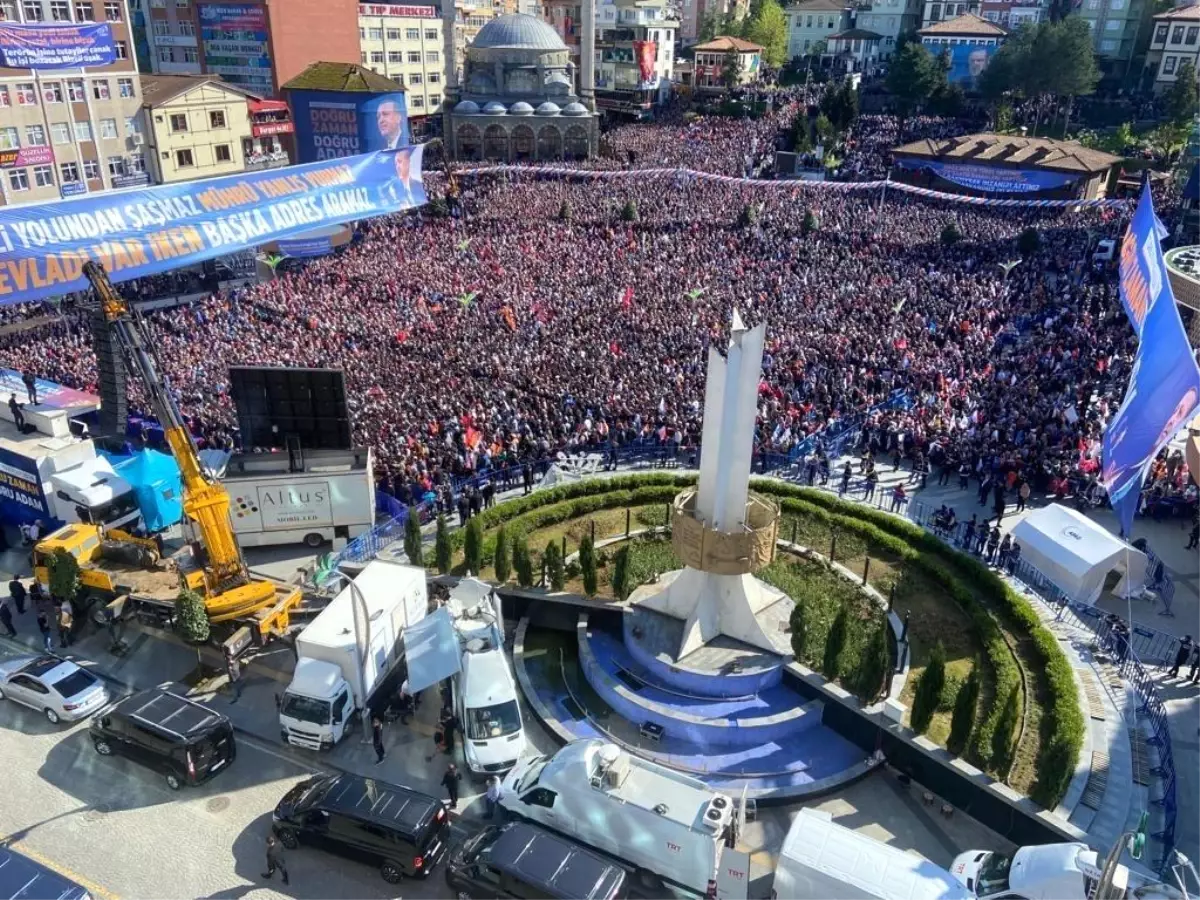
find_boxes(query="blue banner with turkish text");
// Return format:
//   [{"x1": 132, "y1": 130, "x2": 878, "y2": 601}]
[
  {"x1": 895, "y1": 158, "x2": 1080, "y2": 194},
  {"x1": 0, "y1": 145, "x2": 427, "y2": 306},
  {"x1": 0, "y1": 22, "x2": 116, "y2": 69},
  {"x1": 1102, "y1": 183, "x2": 1200, "y2": 537}
]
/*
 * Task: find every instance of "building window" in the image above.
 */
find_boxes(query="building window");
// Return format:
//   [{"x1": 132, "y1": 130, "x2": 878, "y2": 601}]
[
  {"x1": 74, "y1": 120, "x2": 92, "y2": 140},
  {"x1": 386, "y1": 27, "x2": 400, "y2": 39},
  {"x1": 411, "y1": 95, "x2": 424, "y2": 108},
  {"x1": 152, "y1": 18, "x2": 167, "y2": 33},
  {"x1": 405, "y1": 27, "x2": 419, "y2": 39},
  {"x1": 360, "y1": 51, "x2": 367, "y2": 63},
  {"x1": 0, "y1": 0, "x2": 16, "y2": 18},
  {"x1": 99, "y1": 117, "x2": 117, "y2": 138},
  {"x1": 83, "y1": 158, "x2": 99, "y2": 179},
  {"x1": 124, "y1": 115, "x2": 137, "y2": 133},
  {"x1": 358, "y1": 26, "x2": 364, "y2": 38},
  {"x1": 425, "y1": 50, "x2": 438, "y2": 62},
  {"x1": 175, "y1": 0, "x2": 187, "y2": 5},
  {"x1": 114, "y1": 39, "x2": 127, "y2": 58},
  {"x1": 409, "y1": 72, "x2": 422, "y2": 84},
  {"x1": 60, "y1": 161, "x2": 79, "y2": 183},
  {"x1": 74, "y1": 0, "x2": 93, "y2": 18},
  {"x1": 214, "y1": 143, "x2": 231, "y2": 162},
  {"x1": 1104, "y1": 19, "x2": 1120, "y2": 30},
  {"x1": 1187, "y1": 25, "x2": 1198, "y2": 44},
  {"x1": 22, "y1": 0, "x2": 44, "y2": 20},
  {"x1": 0, "y1": 86, "x2": 8, "y2": 107},
  {"x1": 1100, "y1": 38, "x2": 1117, "y2": 50},
  {"x1": 103, "y1": 0, "x2": 119, "y2": 18},
  {"x1": 50, "y1": 0, "x2": 71, "y2": 20},
  {"x1": 1155, "y1": 23, "x2": 1168, "y2": 42},
  {"x1": 118, "y1": 76, "x2": 134, "y2": 97},
  {"x1": 178, "y1": 18, "x2": 192, "y2": 34},
  {"x1": 368, "y1": 26, "x2": 382, "y2": 39},
  {"x1": 0, "y1": 127, "x2": 18, "y2": 150},
  {"x1": 1163, "y1": 54, "x2": 1177, "y2": 73},
  {"x1": 64, "y1": 79, "x2": 85, "y2": 103},
  {"x1": 169, "y1": 113, "x2": 187, "y2": 132},
  {"x1": 25, "y1": 124, "x2": 47, "y2": 146},
  {"x1": 157, "y1": 46, "x2": 172, "y2": 62},
  {"x1": 424, "y1": 28, "x2": 436, "y2": 39},
  {"x1": 370, "y1": 50, "x2": 384, "y2": 62},
  {"x1": 107, "y1": 155, "x2": 126, "y2": 175},
  {"x1": 387, "y1": 50, "x2": 402, "y2": 62},
  {"x1": 129, "y1": 153, "x2": 144, "y2": 173},
  {"x1": 407, "y1": 50, "x2": 420, "y2": 62},
  {"x1": 50, "y1": 122, "x2": 71, "y2": 143},
  {"x1": 42, "y1": 81, "x2": 64, "y2": 103},
  {"x1": 92, "y1": 79, "x2": 110, "y2": 99},
  {"x1": 8, "y1": 169, "x2": 29, "y2": 191},
  {"x1": 182, "y1": 46, "x2": 197, "y2": 62},
  {"x1": 33, "y1": 164, "x2": 53, "y2": 186},
  {"x1": 175, "y1": 148, "x2": 193, "y2": 167},
  {"x1": 428, "y1": 71, "x2": 440, "y2": 83},
  {"x1": 15, "y1": 82, "x2": 36, "y2": 105},
  {"x1": 1172, "y1": 25, "x2": 1184, "y2": 43},
  {"x1": 209, "y1": 109, "x2": 225, "y2": 128}
]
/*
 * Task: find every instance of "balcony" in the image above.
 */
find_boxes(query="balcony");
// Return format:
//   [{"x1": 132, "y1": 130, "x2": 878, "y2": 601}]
[{"x1": 243, "y1": 150, "x2": 290, "y2": 172}]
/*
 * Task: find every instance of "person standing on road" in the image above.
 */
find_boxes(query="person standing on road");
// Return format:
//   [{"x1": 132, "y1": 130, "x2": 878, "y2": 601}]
[
  {"x1": 442, "y1": 762, "x2": 461, "y2": 810},
  {"x1": 1168, "y1": 636, "x2": 1193, "y2": 678},
  {"x1": 485, "y1": 775, "x2": 504, "y2": 820},
  {"x1": 0, "y1": 596, "x2": 15, "y2": 637},
  {"x1": 35, "y1": 609, "x2": 52, "y2": 650},
  {"x1": 1188, "y1": 644, "x2": 1200, "y2": 685},
  {"x1": 225, "y1": 650, "x2": 243, "y2": 704},
  {"x1": 8, "y1": 577, "x2": 26, "y2": 615},
  {"x1": 372, "y1": 715, "x2": 386, "y2": 764},
  {"x1": 57, "y1": 599, "x2": 73, "y2": 648},
  {"x1": 261, "y1": 834, "x2": 289, "y2": 886}
]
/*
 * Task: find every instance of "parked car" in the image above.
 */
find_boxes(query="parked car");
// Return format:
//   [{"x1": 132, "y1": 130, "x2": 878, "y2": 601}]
[
  {"x1": 272, "y1": 772, "x2": 450, "y2": 884},
  {"x1": 0, "y1": 846, "x2": 89, "y2": 899},
  {"x1": 446, "y1": 822, "x2": 628, "y2": 900},
  {"x1": 0, "y1": 655, "x2": 109, "y2": 724},
  {"x1": 89, "y1": 685, "x2": 235, "y2": 791}
]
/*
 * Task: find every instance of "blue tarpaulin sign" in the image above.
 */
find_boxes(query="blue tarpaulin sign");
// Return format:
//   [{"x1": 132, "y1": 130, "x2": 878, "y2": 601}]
[
  {"x1": 278, "y1": 236, "x2": 333, "y2": 258},
  {"x1": 0, "y1": 144, "x2": 427, "y2": 306},
  {"x1": 290, "y1": 90, "x2": 411, "y2": 164},
  {"x1": 0, "y1": 445, "x2": 50, "y2": 525},
  {"x1": 0, "y1": 22, "x2": 116, "y2": 69},
  {"x1": 102, "y1": 448, "x2": 183, "y2": 532},
  {"x1": 895, "y1": 158, "x2": 1080, "y2": 194},
  {"x1": 1102, "y1": 183, "x2": 1200, "y2": 536}
]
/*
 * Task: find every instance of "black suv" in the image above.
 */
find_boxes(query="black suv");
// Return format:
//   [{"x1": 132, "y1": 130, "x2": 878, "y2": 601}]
[
  {"x1": 89, "y1": 686, "x2": 236, "y2": 791},
  {"x1": 272, "y1": 773, "x2": 451, "y2": 884},
  {"x1": 446, "y1": 822, "x2": 628, "y2": 900}
]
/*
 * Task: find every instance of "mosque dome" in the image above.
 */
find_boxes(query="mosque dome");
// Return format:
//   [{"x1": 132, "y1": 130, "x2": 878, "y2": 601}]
[
  {"x1": 535, "y1": 101, "x2": 561, "y2": 116},
  {"x1": 482, "y1": 101, "x2": 508, "y2": 115},
  {"x1": 561, "y1": 101, "x2": 589, "y2": 116},
  {"x1": 509, "y1": 101, "x2": 535, "y2": 115},
  {"x1": 454, "y1": 100, "x2": 481, "y2": 114},
  {"x1": 471, "y1": 13, "x2": 567, "y2": 51}
]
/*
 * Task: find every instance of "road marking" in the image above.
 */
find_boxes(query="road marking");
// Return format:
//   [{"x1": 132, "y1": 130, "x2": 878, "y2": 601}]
[{"x1": 3, "y1": 839, "x2": 121, "y2": 900}]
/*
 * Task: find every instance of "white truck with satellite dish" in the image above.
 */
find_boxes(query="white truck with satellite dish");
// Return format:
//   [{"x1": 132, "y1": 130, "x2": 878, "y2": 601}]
[
  {"x1": 279, "y1": 559, "x2": 428, "y2": 750},
  {"x1": 500, "y1": 739, "x2": 752, "y2": 900},
  {"x1": 446, "y1": 576, "x2": 526, "y2": 776}
]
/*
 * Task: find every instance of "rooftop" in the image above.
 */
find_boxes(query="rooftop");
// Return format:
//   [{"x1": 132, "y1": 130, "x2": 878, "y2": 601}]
[
  {"x1": 918, "y1": 12, "x2": 1008, "y2": 35},
  {"x1": 893, "y1": 132, "x2": 1122, "y2": 174},
  {"x1": 785, "y1": 0, "x2": 849, "y2": 11},
  {"x1": 692, "y1": 35, "x2": 764, "y2": 52},
  {"x1": 281, "y1": 62, "x2": 404, "y2": 93},
  {"x1": 1153, "y1": 4, "x2": 1200, "y2": 20},
  {"x1": 471, "y1": 13, "x2": 567, "y2": 50},
  {"x1": 829, "y1": 27, "x2": 884, "y2": 39},
  {"x1": 139, "y1": 74, "x2": 259, "y2": 107}
]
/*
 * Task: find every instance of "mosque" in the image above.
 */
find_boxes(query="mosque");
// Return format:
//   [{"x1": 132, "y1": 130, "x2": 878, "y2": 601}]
[{"x1": 439, "y1": 11, "x2": 599, "y2": 161}]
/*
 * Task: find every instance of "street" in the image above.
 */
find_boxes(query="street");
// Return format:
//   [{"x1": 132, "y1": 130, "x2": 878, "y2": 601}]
[{"x1": 0, "y1": 694, "x2": 462, "y2": 900}]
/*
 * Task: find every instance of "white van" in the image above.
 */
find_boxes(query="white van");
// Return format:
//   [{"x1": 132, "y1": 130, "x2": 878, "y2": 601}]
[
  {"x1": 773, "y1": 808, "x2": 972, "y2": 900},
  {"x1": 500, "y1": 740, "x2": 751, "y2": 899}
]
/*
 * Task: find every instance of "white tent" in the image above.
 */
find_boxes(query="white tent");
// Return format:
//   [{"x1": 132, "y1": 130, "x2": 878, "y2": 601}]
[{"x1": 1011, "y1": 503, "x2": 1149, "y2": 605}]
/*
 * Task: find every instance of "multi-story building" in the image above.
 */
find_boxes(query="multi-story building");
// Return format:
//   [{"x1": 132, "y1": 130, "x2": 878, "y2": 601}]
[
  {"x1": 543, "y1": 0, "x2": 583, "y2": 56},
  {"x1": 1145, "y1": 4, "x2": 1200, "y2": 92},
  {"x1": 854, "y1": 0, "x2": 921, "y2": 57},
  {"x1": 139, "y1": 73, "x2": 287, "y2": 182},
  {"x1": 594, "y1": 0, "x2": 676, "y2": 114},
  {"x1": 357, "y1": 3, "x2": 446, "y2": 130},
  {"x1": 921, "y1": 0, "x2": 978, "y2": 28},
  {"x1": 685, "y1": 35, "x2": 762, "y2": 88},
  {"x1": 784, "y1": 0, "x2": 851, "y2": 60},
  {"x1": 1076, "y1": 0, "x2": 1155, "y2": 72},
  {"x1": 918, "y1": 10, "x2": 1006, "y2": 44},
  {"x1": 0, "y1": 0, "x2": 148, "y2": 206}
]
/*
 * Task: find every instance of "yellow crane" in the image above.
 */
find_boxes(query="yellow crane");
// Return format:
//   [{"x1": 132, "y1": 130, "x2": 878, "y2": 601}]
[{"x1": 33, "y1": 262, "x2": 299, "y2": 638}]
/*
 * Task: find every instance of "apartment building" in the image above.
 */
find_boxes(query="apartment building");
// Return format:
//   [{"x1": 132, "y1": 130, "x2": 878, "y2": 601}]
[
  {"x1": 1076, "y1": 0, "x2": 1155, "y2": 70},
  {"x1": 357, "y1": 2, "x2": 445, "y2": 128},
  {"x1": 784, "y1": 0, "x2": 851, "y2": 60},
  {"x1": 1145, "y1": 4, "x2": 1200, "y2": 92},
  {"x1": 854, "y1": 0, "x2": 921, "y2": 57},
  {"x1": 595, "y1": 0, "x2": 676, "y2": 114},
  {"x1": 0, "y1": 0, "x2": 148, "y2": 205}
]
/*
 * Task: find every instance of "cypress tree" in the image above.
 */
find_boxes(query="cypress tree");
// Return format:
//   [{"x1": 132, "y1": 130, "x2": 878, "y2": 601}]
[
  {"x1": 493, "y1": 524, "x2": 511, "y2": 583},
  {"x1": 910, "y1": 641, "x2": 946, "y2": 735},
  {"x1": 434, "y1": 515, "x2": 452, "y2": 574},
  {"x1": 464, "y1": 518, "x2": 483, "y2": 575},
  {"x1": 947, "y1": 666, "x2": 980, "y2": 756},
  {"x1": 822, "y1": 603, "x2": 849, "y2": 682},
  {"x1": 403, "y1": 505, "x2": 423, "y2": 566}
]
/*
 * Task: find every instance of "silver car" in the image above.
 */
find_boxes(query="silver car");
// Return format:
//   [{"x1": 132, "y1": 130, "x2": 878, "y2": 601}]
[{"x1": 0, "y1": 655, "x2": 110, "y2": 724}]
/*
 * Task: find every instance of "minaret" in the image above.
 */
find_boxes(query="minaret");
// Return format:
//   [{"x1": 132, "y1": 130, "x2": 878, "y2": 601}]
[
  {"x1": 441, "y1": 0, "x2": 460, "y2": 155},
  {"x1": 580, "y1": 0, "x2": 596, "y2": 111}
]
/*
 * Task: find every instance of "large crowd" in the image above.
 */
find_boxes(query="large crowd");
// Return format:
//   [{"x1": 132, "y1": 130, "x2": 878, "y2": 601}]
[{"x1": 0, "y1": 96, "x2": 1195, "y2": 524}]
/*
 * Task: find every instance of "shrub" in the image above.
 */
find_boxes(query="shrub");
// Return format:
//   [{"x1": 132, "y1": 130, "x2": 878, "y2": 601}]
[
  {"x1": 947, "y1": 666, "x2": 980, "y2": 756},
  {"x1": 910, "y1": 641, "x2": 946, "y2": 735},
  {"x1": 737, "y1": 203, "x2": 759, "y2": 229},
  {"x1": 493, "y1": 523, "x2": 511, "y2": 583},
  {"x1": 558, "y1": 200, "x2": 572, "y2": 221},
  {"x1": 1017, "y1": 226, "x2": 1040, "y2": 256},
  {"x1": 992, "y1": 684, "x2": 1021, "y2": 777},
  {"x1": 822, "y1": 603, "x2": 850, "y2": 682},
  {"x1": 544, "y1": 540, "x2": 565, "y2": 591},
  {"x1": 464, "y1": 518, "x2": 483, "y2": 575},
  {"x1": 789, "y1": 599, "x2": 810, "y2": 660},
  {"x1": 565, "y1": 559, "x2": 581, "y2": 581},
  {"x1": 434, "y1": 515, "x2": 452, "y2": 574},
  {"x1": 579, "y1": 533, "x2": 598, "y2": 596},
  {"x1": 620, "y1": 199, "x2": 638, "y2": 222},
  {"x1": 941, "y1": 221, "x2": 962, "y2": 246},
  {"x1": 173, "y1": 588, "x2": 210, "y2": 644},
  {"x1": 403, "y1": 506, "x2": 423, "y2": 566},
  {"x1": 802, "y1": 209, "x2": 818, "y2": 235},
  {"x1": 610, "y1": 546, "x2": 632, "y2": 600},
  {"x1": 513, "y1": 535, "x2": 534, "y2": 588},
  {"x1": 857, "y1": 619, "x2": 891, "y2": 702},
  {"x1": 47, "y1": 548, "x2": 80, "y2": 604}
]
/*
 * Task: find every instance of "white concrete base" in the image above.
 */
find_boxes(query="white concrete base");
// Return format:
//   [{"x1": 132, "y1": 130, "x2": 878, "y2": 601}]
[{"x1": 630, "y1": 566, "x2": 792, "y2": 658}]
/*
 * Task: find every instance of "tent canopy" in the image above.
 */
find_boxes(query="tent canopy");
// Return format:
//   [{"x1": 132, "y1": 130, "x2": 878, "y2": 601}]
[
  {"x1": 1011, "y1": 503, "x2": 1148, "y2": 604},
  {"x1": 403, "y1": 606, "x2": 461, "y2": 694}
]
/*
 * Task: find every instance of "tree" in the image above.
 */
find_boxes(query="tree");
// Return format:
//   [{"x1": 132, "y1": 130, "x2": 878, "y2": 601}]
[
  {"x1": 793, "y1": 117, "x2": 813, "y2": 153},
  {"x1": 1017, "y1": 226, "x2": 1040, "y2": 257},
  {"x1": 929, "y1": 82, "x2": 964, "y2": 117},
  {"x1": 620, "y1": 199, "x2": 639, "y2": 222},
  {"x1": 991, "y1": 684, "x2": 1021, "y2": 776},
  {"x1": 578, "y1": 533, "x2": 598, "y2": 596},
  {"x1": 994, "y1": 100, "x2": 1014, "y2": 133},
  {"x1": 47, "y1": 548, "x2": 80, "y2": 606},
  {"x1": 558, "y1": 200, "x2": 573, "y2": 221},
  {"x1": 909, "y1": 641, "x2": 946, "y2": 735},
  {"x1": 737, "y1": 203, "x2": 759, "y2": 228},
  {"x1": 940, "y1": 220, "x2": 963, "y2": 247},
  {"x1": 434, "y1": 514, "x2": 452, "y2": 574},
  {"x1": 493, "y1": 523, "x2": 511, "y2": 583},
  {"x1": 720, "y1": 7, "x2": 745, "y2": 38},
  {"x1": 820, "y1": 78, "x2": 859, "y2": 131},
  {"x1": 611, "y1": 546, "x2": 632, "y2": 600},
  {"x1": 789, "y1": 598, "x2": 811, "y2": 661},
  {"x1": 802, "y1": 208, "x2": 818, "y2": 235},
  {"x1": 814, "y1": 112, "x2": 835, "y2": 146},
  {"x1": 699, "y1": 10, "x2": 721, "y2": 42},
  {"x1": 464, "y1": 518, "x2": 483, "y2": 575},
  {"x1": 403, "y1": 506, "x2": 423, "y2": 566},
  {"x1": 513, "y1": 535, "x2": 534, "y2": 588},
  {"x1": 544, "y1": 540, "x2": 565, "y2": 591},
  {"x1": 1166, "y1": 61, "x2": 1198, "y2": 127},
  {"x1": 1148, "y1": 121, "x2": 1190, "y2": 164},
  {"x1": 744, "y1": 0, "x2": 788, "y2": 67},
  {"x1": 886, "y1": 42, "x2": 941, "y2": 132},
  {"x1": 173, "y1": 587, "x2": 210, "y2": 668},
  {"x1": 822, "y1": 603, "x2": 849, "y2": 682},
  {"x1": 808, "y1": 38, "x2": 827, "y2": 62},
  {"x1": 946, "y1": 666, "x2": 980, "y2": 756},
  {"x1": 1103, "y1": 121, "x2": 1137, "y2": 155},
  {"x1": 721, "y1": 49, "x2": 741, "y2": 88},
  {"x1": 856, "y1": 619, "x2": 891, "y2": 702}
]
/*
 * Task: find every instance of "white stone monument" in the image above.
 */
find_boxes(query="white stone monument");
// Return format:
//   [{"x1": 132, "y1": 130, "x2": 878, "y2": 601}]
[{"x1": 630, "y1": 311, "x2": 791, "y2": 659}]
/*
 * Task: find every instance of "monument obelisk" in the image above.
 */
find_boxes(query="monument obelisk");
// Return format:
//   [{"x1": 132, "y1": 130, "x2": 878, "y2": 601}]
[{"x1": 630, "y1": 311, "x2": 789, "y2": 659}]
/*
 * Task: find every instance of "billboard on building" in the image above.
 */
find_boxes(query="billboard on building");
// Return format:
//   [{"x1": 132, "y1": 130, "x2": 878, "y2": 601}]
[
  {"x1": 290, "y1": 90, "x2": 410, "y2": 163},
  {"x1": 0, "y1": 22, "x2": 116, "y2": 69},
  {"x1": 634, "y1": 40, "x2": 657, "y2": 89},
  {"x1": 946, "y1": 44, "x2": 997, "y2": 88},
  {"x1": 199, "y1": 3, "x2": 273, "y2": 94},
  {"x1": 0, "y1": 147, "x2": 54, "y2": 169}
]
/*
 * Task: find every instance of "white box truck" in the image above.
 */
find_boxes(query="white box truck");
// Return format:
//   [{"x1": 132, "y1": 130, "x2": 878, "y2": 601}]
[
  {"x1": 773, "y1": 808, "x2": 972, "y2": 900},
  {"x1": 214, "y1": 447, "x2": 375, "y2": 549},
  {"x1": 500, "y1": 740, "x2": 751, "y2": 899},
  {"x1": 279, "y1": 560, "x2": 427, "y2": 750}
]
